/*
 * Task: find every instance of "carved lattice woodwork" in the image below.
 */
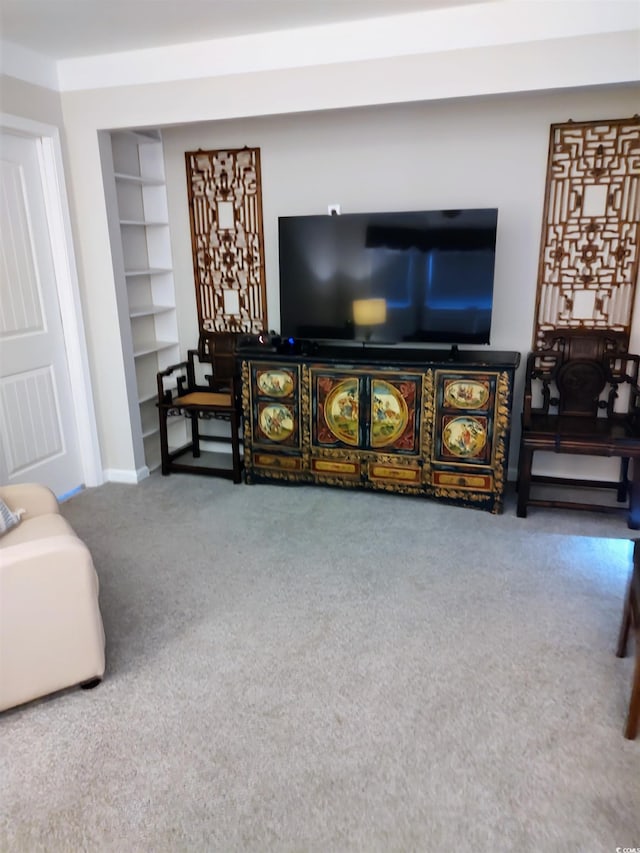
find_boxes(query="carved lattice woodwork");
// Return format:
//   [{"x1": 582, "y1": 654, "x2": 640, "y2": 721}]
[
  {"x1": 185, "y1": 147, "x2": 267, "y2": 334},
  {"x1": 533, "y1": 116, "x2": 640, "y2": 350}
]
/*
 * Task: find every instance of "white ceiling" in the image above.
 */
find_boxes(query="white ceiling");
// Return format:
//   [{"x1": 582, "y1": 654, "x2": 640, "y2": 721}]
[{"x1": 0, "y1": 0, "x2": 484, "y2": 60}]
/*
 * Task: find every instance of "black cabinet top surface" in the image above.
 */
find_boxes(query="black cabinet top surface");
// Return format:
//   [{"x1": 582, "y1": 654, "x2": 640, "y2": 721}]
[{"x1": 238, "y1": 342, "x2": 520, "y2": 369}]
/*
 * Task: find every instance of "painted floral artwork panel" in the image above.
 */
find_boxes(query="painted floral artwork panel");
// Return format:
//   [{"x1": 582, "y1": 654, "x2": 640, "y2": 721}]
[
  {"x1": 442, "y1": 416, "x2": 487, "y2": 457},
  {"x1": 370, "y1": 379, "x2": 409, "y2": 447},
  {"x1": 324, "y1": 378, "x2": 360, "y2": 446},
  {"x1": 256, "y1": 370, "x2": 295, "y2": 398},
  {"x1": 259, "y1": 404, "x2": 295, "y2": 442},
  {"x1": 444, "y1": 379, "x2": 490, "y2": 410}
]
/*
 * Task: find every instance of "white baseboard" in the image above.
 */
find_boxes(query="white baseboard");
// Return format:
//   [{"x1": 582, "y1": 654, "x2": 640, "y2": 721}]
[{"x1": 103, "y1": 466, "x2": 150, "y2": 484}]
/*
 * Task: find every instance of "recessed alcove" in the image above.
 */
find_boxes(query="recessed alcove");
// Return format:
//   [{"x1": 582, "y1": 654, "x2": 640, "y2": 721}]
[{"x1": 100, "y1": 90, "x2": 640, "y2": 483}]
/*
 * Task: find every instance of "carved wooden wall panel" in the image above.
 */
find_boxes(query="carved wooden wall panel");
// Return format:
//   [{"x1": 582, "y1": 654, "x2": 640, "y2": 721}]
[
  {"x1": 185, "y1": 147, "x2": 267, "y2": 334},
  {"x1": 533, "y1": 116, "x2": 640, "y2": 350}
]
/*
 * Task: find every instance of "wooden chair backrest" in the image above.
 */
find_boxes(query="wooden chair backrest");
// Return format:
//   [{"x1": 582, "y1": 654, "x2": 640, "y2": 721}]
[
  {"x1": 524, "y1": 331, "x2": 640, "y2": 422},
  {"x1": 198, "y1": 331, "x2": 238, "y2": 385}
]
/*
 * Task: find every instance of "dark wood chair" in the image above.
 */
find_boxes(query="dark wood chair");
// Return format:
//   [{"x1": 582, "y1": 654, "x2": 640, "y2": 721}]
[
  {"x1": 516, "y1": 331, "x2": 640, "y2": 529},
  {"x1": 616, "y1": 539, "x2": 640, "y2": 739},
  {"x1": 157, "y1": 331, "x2": 242, "y2": 482}
]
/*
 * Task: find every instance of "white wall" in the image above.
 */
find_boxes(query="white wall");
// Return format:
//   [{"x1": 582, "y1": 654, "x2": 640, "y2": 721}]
[
  {"x1": 0, "y1": 75, "x2": 63, "y2": 126},
  {"x1": 55, "y1": 26, "x2": 639, "y2": 480},
  {"x1": 162, "y1": 85, "x2": 640, "y2": 477}
]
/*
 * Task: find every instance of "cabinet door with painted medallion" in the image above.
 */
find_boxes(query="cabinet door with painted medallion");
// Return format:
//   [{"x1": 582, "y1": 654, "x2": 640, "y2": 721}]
[{"x1": 251, "y1": 365, "x2": 301, "y2": 448}]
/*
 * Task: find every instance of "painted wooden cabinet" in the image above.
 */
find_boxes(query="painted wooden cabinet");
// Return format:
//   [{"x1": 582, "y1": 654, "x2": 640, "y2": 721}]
[{"x1": 240, "y1": 346, "x2": 519, "y2": 513}]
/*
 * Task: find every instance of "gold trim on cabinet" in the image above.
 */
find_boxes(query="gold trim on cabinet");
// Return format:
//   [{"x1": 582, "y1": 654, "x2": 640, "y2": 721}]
[
  {"x1": 422, "y1": 369, "x2": 435, "y2": 479},
  {"x1": 491, "y1": 370, "x2": 511, "y2": 503}
]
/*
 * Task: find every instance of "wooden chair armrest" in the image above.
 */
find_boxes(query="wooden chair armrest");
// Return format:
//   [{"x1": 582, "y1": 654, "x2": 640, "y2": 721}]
[
  {"x1": 626, "y1": 382, "x2": 640, "y2": 410},
  {"x1": 157, "y1": 361, "x2": 188, "y2": 402},
  {"x1": 520, "y1": 352, "x2": 540, "y2": 426},
  {"x1": 626, "y1": 383, "x2": 640, "y2": 432},
  {"x1": 158, "y1": 360, "x2": 188, "y2": 378}
]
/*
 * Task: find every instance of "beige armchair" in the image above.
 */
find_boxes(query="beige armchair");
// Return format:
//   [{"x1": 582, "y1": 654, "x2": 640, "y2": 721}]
[{"x1": 0, "y1": 483, "x2": 105, "y2": 712}]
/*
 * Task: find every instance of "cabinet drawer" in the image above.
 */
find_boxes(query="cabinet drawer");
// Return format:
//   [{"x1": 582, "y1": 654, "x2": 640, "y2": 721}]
[
  {"x1": 311, "y1": 458, "x2": 361, "y2": 477},
  {"x1": 432, "y1": 470, "x2": 493, "y2": 492},
  {"x1": 254, "y1": 452, "x2": 303, "y2": 472},
  {"x1": 368, "y1": 463, "x2": 421, "y2": 484}
]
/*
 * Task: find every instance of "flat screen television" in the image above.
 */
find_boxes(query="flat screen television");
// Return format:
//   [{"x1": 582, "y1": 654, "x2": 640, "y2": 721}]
[{"x1": 278, "y1": 208, "x2": 498, "y2": 346}]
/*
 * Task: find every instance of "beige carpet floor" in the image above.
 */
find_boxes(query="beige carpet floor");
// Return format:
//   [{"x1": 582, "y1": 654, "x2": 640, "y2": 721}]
[{"x1": 1, "y1": 476, "x2": 638, "y2": 852}]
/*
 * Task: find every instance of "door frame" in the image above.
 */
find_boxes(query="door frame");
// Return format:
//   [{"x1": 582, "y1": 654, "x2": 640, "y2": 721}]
[{"x1": 1, "y1": 112, "x2": 103, "y2": 488}]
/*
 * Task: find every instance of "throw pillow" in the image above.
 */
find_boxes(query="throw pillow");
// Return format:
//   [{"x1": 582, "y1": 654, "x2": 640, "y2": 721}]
[{"x1": 0, "y1": 498, "x2": 24, "y2": 536}]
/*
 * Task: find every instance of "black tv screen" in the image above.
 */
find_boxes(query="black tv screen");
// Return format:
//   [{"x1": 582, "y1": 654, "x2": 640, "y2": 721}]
[{"x1": 278, "y1": 208, "x2": 498, "y2": 345}]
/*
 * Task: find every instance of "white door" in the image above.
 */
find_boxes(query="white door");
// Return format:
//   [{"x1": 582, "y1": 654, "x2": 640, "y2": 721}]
[{"x1": 0, "y1": 129, "x2": 84, "y2": 498}]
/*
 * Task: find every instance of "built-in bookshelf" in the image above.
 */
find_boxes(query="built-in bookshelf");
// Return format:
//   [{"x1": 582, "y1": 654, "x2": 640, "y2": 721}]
[{"x1": 101, "y1": 128, "x2": 184, "y2": 476}]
